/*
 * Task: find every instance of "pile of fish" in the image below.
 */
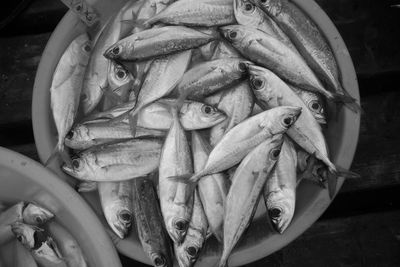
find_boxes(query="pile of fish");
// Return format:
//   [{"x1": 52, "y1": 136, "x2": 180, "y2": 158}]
[
  {"x1": 0, "y1": 201, "x2": 86, "y2": 267},
  {"x1": 47, "y1": 0, "x2": 360, "y2": 266}
]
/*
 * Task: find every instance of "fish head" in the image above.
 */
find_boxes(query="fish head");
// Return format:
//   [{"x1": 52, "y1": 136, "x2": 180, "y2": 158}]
[
  {"x1": 149, "y1": 251, "x2": 172, "y2": 267},
  {"x1": 182, "y1": 102, "x2": 227, "y2": 129},
  {"x1": 219, "y1": 25, "x2": 248, "y2": 46},
  {"x1": 265, "y1": 188, "x2": 296, "y2": 233},
  {"x1": 300, "y1": 91, "x2": 326, "y2": 124},
  {"x1": 251, "y1": 0, "x2": 282, "y2": 17},
  {"x1": 70, "y1": 33, "x2": 91, "y2": 63},
  {"x1": 234, "y1": 0, "x2": 264, "y2": 24},
  {"x1": 61, "y1": 154, "x2": 92, "y2": 180},
  {"x1": 64, "y1": 124, "x2": 94, "y2": 149},
  {"x1": 22, "y1": 203, "x2": 54, "y2": 225},
  {"x1": 104, "y1": 204, "x2": 133, "y2": 239},
  {"x1": 166, "y1": 217, "x2": 190, "y2": 244},
  {"x1": 80, "y1": 74, "x2": 105, "y2": 115},
  {"x1": 174, "y1": 236, "x2": 204, "y2": 267},
  {"x1": 263, "y1": 106, "x2": 302, "y2": 134},
  {"x1": 228, "y1": 59, "x2": 253, "y2": 79},
  {"x1": 11, "y1": 222, "x2": 39, "y2": 249},
  {"x1": 108, "y1": 61, "x2": 134, "y2": 90},
  {"x1": 104, "y1": 40, "x2": 130, "y2": 61},
  {"x1": 248, "y1": 64, "x2": 273, "y2": 92}
]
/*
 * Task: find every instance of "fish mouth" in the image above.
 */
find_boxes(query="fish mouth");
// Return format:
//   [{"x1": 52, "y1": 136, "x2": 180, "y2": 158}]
[
  {"x1": 248, "y1": 64, "x2": 266, "y2": 76},
  {"x1": 267, "y1": 197, "x2": 295, "y2": 234},
  {"x1": 103, "y1": 44, "x2": 121, "y2": 60},
  {"x1": 314, "y1": 114, "x2": 327, "y2": 124},
  {"x1": 61, "y1": 164, "x2": 75, "y2": 177},
  {"x1": 111, "y1": 221, "x2": 130, "y2": 239}
]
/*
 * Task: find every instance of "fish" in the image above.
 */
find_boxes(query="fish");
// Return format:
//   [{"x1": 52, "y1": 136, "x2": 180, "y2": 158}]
[
  {"x1": 170, "y1": 106, "x2": 301, "y2": 185},
  {"x1": 174, "y1": 188, "x2": 208, "y2": 267},
  {"x1": 144, "y1": 0, "x2": 235, "y2": 27},
  {"x1": 98, "y1": 181, "x2": 133, "y2": 239},
  {"x1": 248, "y1": 64, "x2": 336, "y2": 173},
  {"x1": 263, "y1": 137, "x2": 297, "y2": 233},
  {"x1": 252, "y1": 0, "x2": 360, "y2": 112},
  {"x1": 219, "y1": 25, "x2": 355, "y2": 105},
  {"x1": 62, "y1": 138, "x2": 163, "y2": 182},
  {"x1": 205, "y1": 81, "x2": 254, "y2": 146},
  {"x1": 132, "y1": 177, "x2": 173, "y2": 267},
  {"x1": 11, "y1": 222, "x2": 67, "y2": 267},
  {"x1": 76, "y1": 181, "x2": 98, "y2": 193},
  {"x1": 81, "y1": 0, "x2": 139, "y2": 115},
  {"x1": 14, "y1": 240, "x2": 38, "y2": 267},
  {"x1": 191, "y1": 131, "x2": 228, "y2": 242},
  {"x1": 211, "y1": 40, "x2": 242, "y2": 59},
  {"x1": 132, "y1": 0, "x2": 174, "y2": 33},
  {"x1": 0, "y1": 202, "x2": 54, "y2": 246},
  {"x1": 290, "y1": 85, "x2": 327, "y2": 124},
  {"x1": 65, "y1": 120, "x2": 165, "y2": 150},
  {"x1": 251, "y1": 103, "x2": 263, "y2": 116},
  {"x1": 47, "y1": 221, "x2": 87, "y2": 267},
  {"x1": 104, "y1": 26, "x2": 215, "y2": 61},
  {"x1": 233, "y1": 0, "x2": 298, "y2": 53},
  {"x1": 47, "y1": 33, "x2": 91, "y2": 165},
  {"x1": 220, "y1": 134, "x2": 283, "y2": 267},
  {"x1": 176, "y1": 58, "x2": 251, "y2": 100},
  {"x1": 159, "y1": 107, "x2": 194, "y2": 243}
]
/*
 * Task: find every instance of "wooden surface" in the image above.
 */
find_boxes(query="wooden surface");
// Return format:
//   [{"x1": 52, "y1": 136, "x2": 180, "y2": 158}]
[{"x1": 1, "y1": 0, "x2": 400, "y2": 266}]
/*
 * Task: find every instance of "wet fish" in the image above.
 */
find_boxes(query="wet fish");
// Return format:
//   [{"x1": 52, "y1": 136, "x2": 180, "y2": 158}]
[
  {"x1": 211, "y1": 40, "x2": 241, "y2": 59},
  {"x1": 252, "y1": 0, "x2": 359, "y2": 112},
  {"x1": 144, "y1": 0, "x2": 235, "y2": 27},
  {"x1": 47, "y1": 33, "x2": 91, "y2": 165},
  {"x1": 62, "y1": 138, "x2": 163, "y2": 182},
  {"x1": 11, "y1": 222, "x2": 67, "y2": 267},
  {"x1": 76, "y1": 181, "x2": 98, "y2": 193},
  {"x1": 104, "y1": 26, "x2": 215, "y2": 61},
  {"x1": 219, "y1": 25, "x2": 354, "y2": 105},
  {"x1": 176, "y1": 58, "x2": 251, "y2": 100},
  {"x1": 191, "y1": 131, "x2": 228, "y2": 242},
  {"x1": 248, "y1": 65, "x2": 336, "y2": 172},
  {"x1": 132, "y1": 177, "x2": 173, "y2": 267},
  {"x1": 220, "y1": 134, "x2": 283, "y2": 267},
  {"x1": 159, "y1": 107, "x2": 194, "y2": 243},
  {"x1": 98, "y1": 181, "x2": 133, "y2": 239},
  {"x1": 14, "y1": 240, "x2": 38, "y2": 267},
  {"x1": 290, "y1": 85, "x2": 326, "y2": 124},
  {"x1": 47, "y1": 222, "x2": 87, "y2": 267},
  {"x1": 174, "y1": 189, "x2": 208, "y2": 267},
  {"x1": 133, "y1": 0, "x2": 174, "y2": 33},
  {"x1": 22, "y1": 202, "x2": 54, "y2": 226},
  {"x1": 170, "y1": 106, "x2": 301, "y2": 184},
  {"x1": 205, "y1": 81, "x2": 254, "y2": 146},
  {"x1": 263, "y1": 137, "x2": 297, "y2": 233}
]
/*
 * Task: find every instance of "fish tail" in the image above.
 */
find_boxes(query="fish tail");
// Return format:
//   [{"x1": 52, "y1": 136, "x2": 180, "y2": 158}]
[
  {"x1": 99, "y1": 85, "x2": 125, "y2": 106},
  {"x1": 330, "y1": 89, "x2": 362, "y2": 114},
  {"x1": 336, "y1": 167, "x2": 360, "y2": 179},
  {"x1": 168, "y1": 173, "x2": 194, "y2": 184},
  {"x1": 44, "y1": 142, "x2": 71, "y2": 167},
  {"x1": 326, "y1": 170, "x2": 338, "y2": 200}
]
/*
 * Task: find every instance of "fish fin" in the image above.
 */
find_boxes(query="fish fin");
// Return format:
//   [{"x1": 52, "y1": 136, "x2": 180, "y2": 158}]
[
  {"x1": 44, "y1": 144, "x2": 71, "y2": 167},
  {"x1": 330, "y1": 91, "x2": 362, "y2": 113},
  {"x1": 326, "y1": 170, "x2": 337, "y2": 199},
  {"x1": 99, "y1": 85, "x2": 125, "y2": 106},
  {"x1": 128, "y1": 114, "x2": 138, "y2": 137},
  {"x1": 143, "y1": 15, "x2": 159, "y2": 27},
  {"x1": 337, "y1": 167, "x2": 360, "y2": 179},
  {"x1": 168, "y1": 174, "x2": 194, "y2": 184}
]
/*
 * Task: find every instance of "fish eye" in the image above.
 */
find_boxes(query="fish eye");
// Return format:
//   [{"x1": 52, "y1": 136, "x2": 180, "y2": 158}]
[
  {"x1": 186, "y1": 246, "x2": 198, "y2": 257},
  {"x1": 112, "y1": 46, "x2": 121, "y2": 55},
  {"x1": 251, "y1": 77, "x2": 264, "y2": 90},
  {"x1": 269, "y1": 208, "x2": 282, "y2": 219},
  {"x1": 154, "y1": 255, "x2": 166, "y2": 266},
  {"x1": 310, "y1": 101, "x2": 321, "y2": 111},
  {"x1": 119, "y1": 211, "x2": 132, "y2": 223},
  {"x1": 244, "y1": 2, "x2": 254, "y2": 12},
  {"x1": 35, "y1": 217, "x2": 43, "y2": 224},
  {"x1": 238, "y1": 62, "x2": 248, "y2": 72},
  {"x1": 283, "y1": 116, "x2": 293, "y2": 127},
  {"x1": 116, "y1": 69, "x2": 127, "y2": 80},
  {"x1": 66, "y1": 130, "x2": 74, "y2": 139},
  {"x1": 174, "y1": 220, "x2": 188, "y2": 231},
  {"x1": 202, "y1": 105, "x2": 214, "y2": 115},
  {"x1": 72, "y1": 159, "x2": 80, "y2": 169},
  {"x1": 81, "y1": 93, "x2": 89, "y2": 101},
  {"x1": 17, "y1": 235, "x2": 23, "y2": 242},
  {"x1": 270, "y1": 149, "x2": 280, "y2": 160},
  {"x1": 229, "y1": 30, "x2": 237, "y2": 39},
  {"x1": 83, "y1": 44, "x2": 91, "y2": 52}
]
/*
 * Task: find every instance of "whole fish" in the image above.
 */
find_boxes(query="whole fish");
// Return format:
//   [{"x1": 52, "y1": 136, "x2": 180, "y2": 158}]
[
  {"x1": 219, "y1": 25, "x2": 354, "y2": 105},
  {"x1": 252, "y1": 0, "x2": 360, "y2": 112},
  {"x1": 132, "y1": 177, "x2": 173, "y2": 267},
  {"x1": 248, "y1": 65, "x2": 335, "y2": 173},
  {"x1": 159, "y1": 107, "x2": 194, "y2": 243},
  {"x1": 0, "y1": 202, "x2": 54, "y2": 246},
  {"x1": 144, "y1": 0, "x2": 235, "y2": 27},
  {"x1": 205, "y1": 81, "x2": 254, "y2": 146},
  {"x1": 220, "y1": 134, "x2": 283, "y2": 267},
  {"x1": 98, "y1": 181, "x2": 133, "y2": 239},
  {"x1": 263, "y1": 137, "x2": 297, "y2": 234},
  {"x1": 176, "y1": 58, "x2": 251, "y2": 100},
  {"x1": 65, "y1": 120, "x2": 165, "y2": 150},
  {"x1": 233, "y1": 0, "x2": 298, "y2": 53},
  {"x1": 47, "y1": 222, "x2": 87, "y2": 267},
  {"x1": 170, "y1": 106, "x2": 301, "y2": 184},
  {"x1": 81, "y1": 0, "x2": 138, "y2": 115},
  {"x1": 174, "y1": 189, "x2": 208, "y2": 267},
  {"x1": 62, "y1": 138, "x2": 163, "y2": 182},
  {"x1": 11, "y1": 222, "x2": 67, "y2": 267},
  {"x1": 47, "y1": 33, "x2": 91, "y2": 165},
  {"x1": 290, "y1": 85, "x2": 326, "y2": 124},
  {"x1": 191, "y1": 131, "x2": 228, "y2": 242},
  {"x1": 14, "y1": 240, "x2": 38, "y2": 267},
  {"x1": 104, "y1": 26, "x2": 215, "y2": 61},
  {"x1": 211, "y1": 40, "x2": 241, "y2": 59}
]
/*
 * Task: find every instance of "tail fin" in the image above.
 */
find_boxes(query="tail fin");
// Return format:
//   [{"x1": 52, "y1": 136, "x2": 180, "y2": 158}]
[
  {"x1": 44, "y1": 143, "x2": 71, "y2": 167},
  {"x1": 332, "y1": 85, "x2": 362, "y2": 113}
]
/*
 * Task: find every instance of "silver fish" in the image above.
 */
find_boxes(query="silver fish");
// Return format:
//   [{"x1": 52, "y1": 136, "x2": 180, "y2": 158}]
[
  {"x1": 220, "y1": 134, "x2": 283, "y2": 267},
  {"x1": 104, "y1": 26, "x2": 215, "y2": 61},
  {"x1": 191, "y1": 131, "x2": 228, "y2": 242},
  {"x1": 98, "y1": 181, "x2": 133, "y2": 239},
  {"x1": 76, "y1": 181, "x2": 98, "y2": 193},
  {"x1": 159, "y1": 107, "x2": 194, "y2": 243},
  {"x1": 290, "y1": 85, "x2": 326, "y2": 124},
  {"x1": 132, "y1": 177, "x2": 173, "y2": 267},
  {"x1": 47, "y1": 222, "x2": 87, "y2": 267},
  {"x1": 145, "y1": 0, "x2": 235, "y2": 27},
  {"x1": 211, "y1": 40, "x2": 241, "y2": 59},
  {"x1": 263, "y1": 137, "x2": 297, "y2": 233},
  {"x1": 219, "y1": 25, "x2": 353, "y2": 104},
  {"x1": 253, "y1": 0, "x2": 359, "y2": 112},
  {"x1": 62, "y1": 138, "x2": 163, "y2": 182},
  {"x1": 11, "y1": 222, "x2": 67, "y2": 267},
  {"x1": 170, "y1": 106, "x2": 301, "y2": 184},
  {"x1": 205, "y1": 81, "x2": 254, "y2": 146},
  {"x1": 248, "y1": 65, "x2": 335, "y2": 172},
  {"x1": 22, "y1": 202, "x2": 54, "y2": 226},
  {"x1": 133, "y1": 0, "x2": 174, "y2": 33},
  {"x1": 174, "y1": 189, "x2": 208, "y2": 267},
  {"x1": 48, "y1": 33, "x2": 90, "y2": 164}
]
